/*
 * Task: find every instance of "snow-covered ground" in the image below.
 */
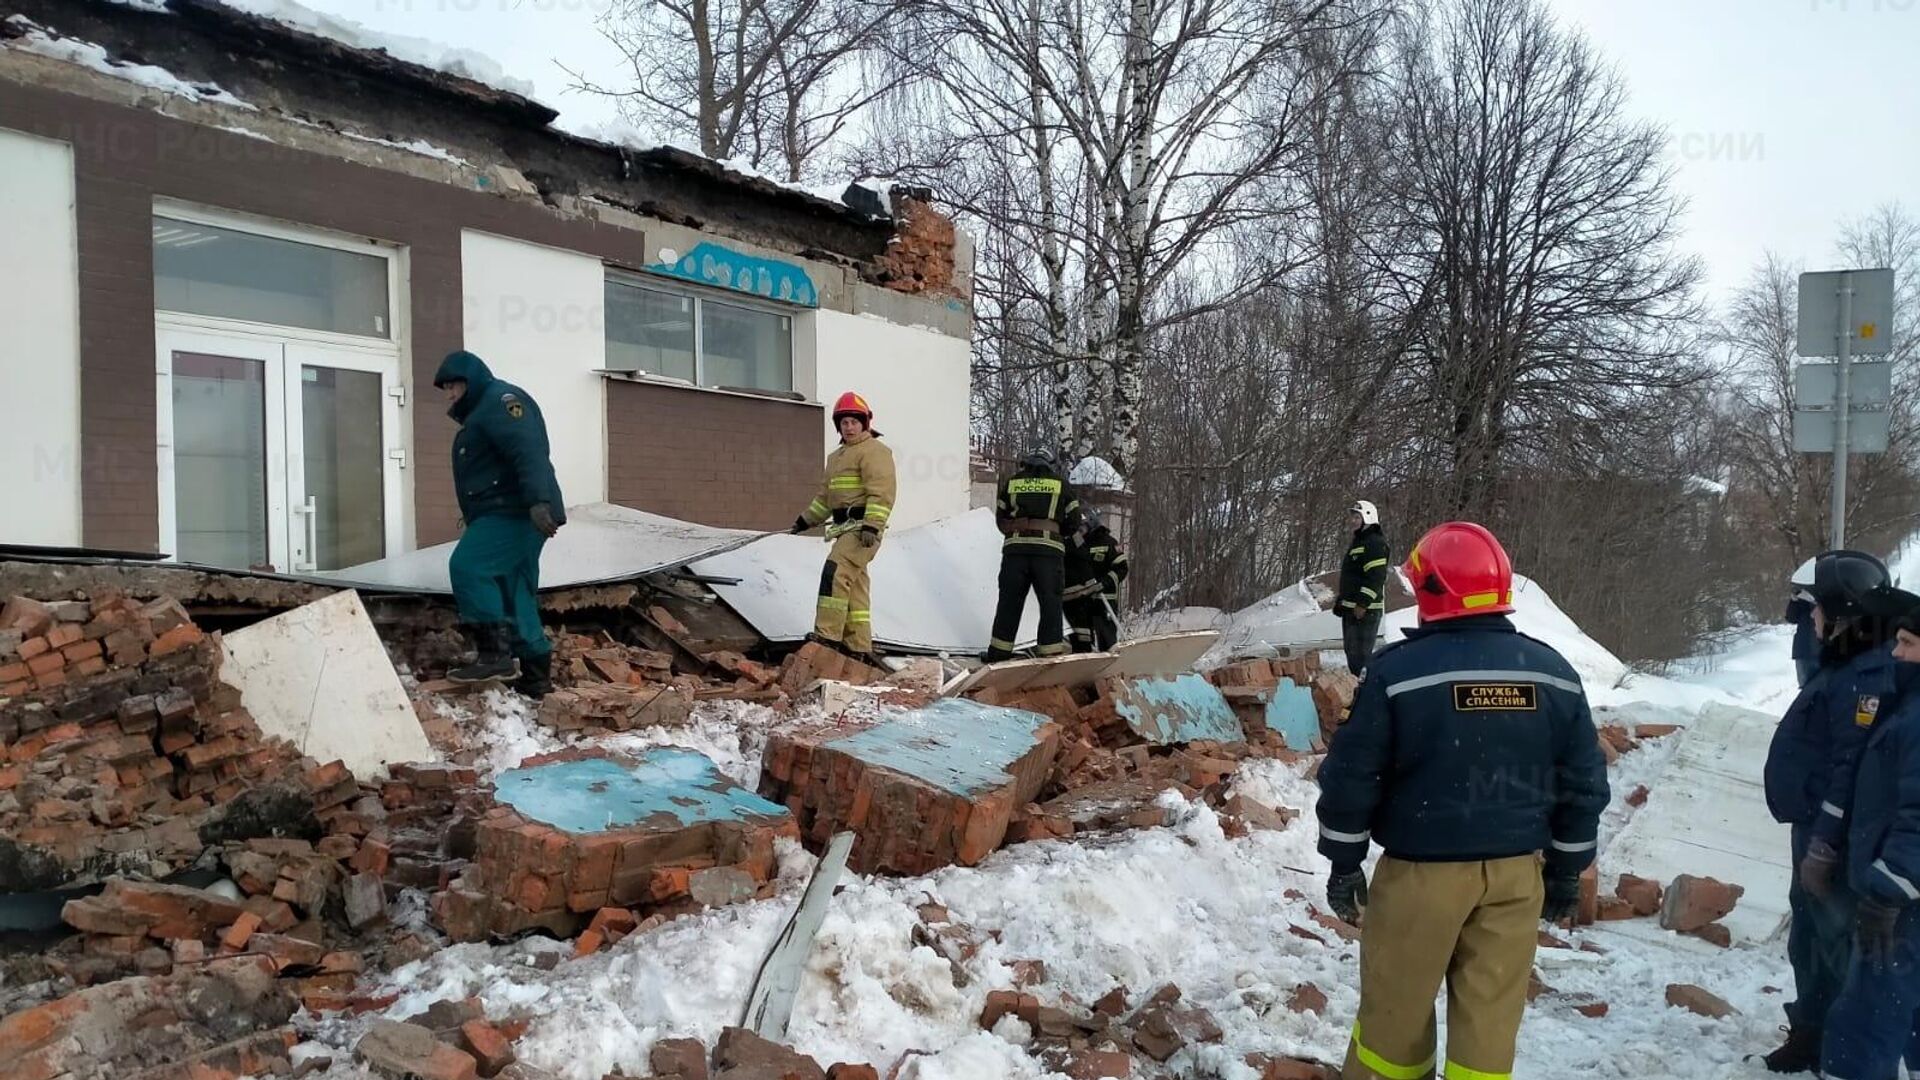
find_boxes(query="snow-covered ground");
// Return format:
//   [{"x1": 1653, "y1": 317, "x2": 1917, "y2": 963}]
[{"x1": 324, "y1": 582, "x2": 1808, "y2": 1079}]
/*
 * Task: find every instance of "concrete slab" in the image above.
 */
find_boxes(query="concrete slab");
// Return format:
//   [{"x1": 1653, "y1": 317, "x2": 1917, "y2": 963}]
[
  {"x1": 1602, "y1": 703, "x2": 1790, "y2": 945},
  {"x1": 1104, "y1": 675, "x2": 1245, "y2": 746},
  {"x1": 219, "y1": 590, "x2": 433, "y2": 780},
  {"x1": 494, "y1": 751, "x2": 789, "y2": 831},
  {"x1": 943, "y1": 652, "x2": 1120, "y2": 697},
  {"x1": 759, "y1": 698, "x2": 1062, "y2": 874},
  {"x1": 1106, "y1": 632, "x2": 1221, "y2": 679}
]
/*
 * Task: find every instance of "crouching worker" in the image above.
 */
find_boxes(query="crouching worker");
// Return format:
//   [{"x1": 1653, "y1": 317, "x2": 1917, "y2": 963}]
[
  {"x1": 1317, "y1": 521, "x2": 1608, "y2": 1080},
  {"x1": 1817, "y1": 586, "x2": 1920, "y2": 1080},
  {"x1": 434, "y1": 350, "x2": 566, "y2": 698}
]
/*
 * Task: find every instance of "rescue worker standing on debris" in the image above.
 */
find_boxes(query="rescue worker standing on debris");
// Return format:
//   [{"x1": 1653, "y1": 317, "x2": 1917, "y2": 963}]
[
  {"x1": 1336, "y1": 500, "x2": 1390, "y2": 677},
  {"x1": 1317, "y1": 521, "x2": 1609, "y2": 1080},
  {"x1": 1762, "y1": 549, "x2": 1902, "y2": 1073},
  {"x1": 790, "y1": 392, "x2": 896, "y2": 664},
  {"x1": 1816, "y1": 585, "x2": 1920, "y2": 1080},
  {"x1": 1063, "y1": 508, "x2": 1129, "y2": 653},
  {"x1": 433, "y1": 350, "x2": 566, "y2": 698},
  {"x1": 985, "y1": 447, "x2": 1081, "y2": 662}
]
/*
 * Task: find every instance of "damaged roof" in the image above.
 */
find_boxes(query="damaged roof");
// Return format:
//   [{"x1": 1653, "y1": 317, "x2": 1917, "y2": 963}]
[{"x1": 0, "y1": 0, "x2": 932, "y2": 264}]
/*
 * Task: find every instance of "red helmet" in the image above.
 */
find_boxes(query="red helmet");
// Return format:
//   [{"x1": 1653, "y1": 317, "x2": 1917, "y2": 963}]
[
  {"x1": 1404, "y1": 521, "x2": 1515, "y2": 623},
  {"x1": 832, "y1": 391, "x2": 873, "y2": 427}
]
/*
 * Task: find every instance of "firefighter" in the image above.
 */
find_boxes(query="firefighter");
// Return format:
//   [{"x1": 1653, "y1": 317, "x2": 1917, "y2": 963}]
[
  {"x1": 986, "y1": 446, "x2": 1081, "y2": 662},
  {"x1": 1335, "y1": 500, "x2": 1390, "y2": 677},
  {"x1": 1317, "y1": 521, "x2": 1609, "y2": 1080},
  {"x1": 1063, "y1": 508, "x2": 1129, "y2": 653},
  {"x1": 790, "y1": 391, "x2": 896, "y2": 664},
  {"x1": 433, "y1": 350, "x2": 566, "y2": 698},
  {"x1": 1817, "y1": 586, "x2": 1920, "y2": 1080},
  {"x1": 1762, "y1": 549, "x2": 1902, "y2": 1073}
]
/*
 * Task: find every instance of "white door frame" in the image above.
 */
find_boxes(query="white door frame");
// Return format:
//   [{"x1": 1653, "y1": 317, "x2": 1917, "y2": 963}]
[{"x1": 156, "y1": 321, "x2": 405, "y2": 572}]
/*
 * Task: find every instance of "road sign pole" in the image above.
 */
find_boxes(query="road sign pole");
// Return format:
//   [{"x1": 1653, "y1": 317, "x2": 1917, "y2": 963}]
[{"x1": 1831, "y1": 273, "x2": 1853, "y2": 549}]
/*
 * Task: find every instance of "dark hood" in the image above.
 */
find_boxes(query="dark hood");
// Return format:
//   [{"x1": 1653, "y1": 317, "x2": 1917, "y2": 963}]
[
  {"x1": 1354, "y1": 522, "x2": 1384, "y2": 540},
  {"x1": 434, "y1": 350, "x2": 496, "y2": 422}
]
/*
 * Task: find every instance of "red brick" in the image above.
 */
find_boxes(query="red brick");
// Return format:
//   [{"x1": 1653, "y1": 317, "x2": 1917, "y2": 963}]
[
  {"x1": 149, "y1": 623, "x2": 205, "y2": 658},
  {"x1": 220, "y1": 911, "x2": 262, "y2": 952},
  {"x1": 17, "y1": 636, "x2": 51, "y2": 660},
  {"x1": 45, "y1": 624, "x2": 83, "y2": 650},
  {"x1": 26, "y1": 652, "x2": 65, "y2": 676},
  {"x1": 60, "y1": 639, "x2": 104, "y2": 662},
  {"x1": 0, "y1": 661, "x2": 29, "y2": 682},
  {"x1": 70, "y1": 657, "x2": 107, "y2": 677},
  {"x1": 459, "y1": 1020, "x2": 515, "y2": 1077},
  {"x1": 2, "y1": 678, "x2": 29, "y2": 697}
]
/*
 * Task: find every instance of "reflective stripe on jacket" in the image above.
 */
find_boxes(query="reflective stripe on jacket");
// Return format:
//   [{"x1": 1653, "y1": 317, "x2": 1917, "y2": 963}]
[{"x1": 801, "y1": 435, "x2": 897, "y2": 537}]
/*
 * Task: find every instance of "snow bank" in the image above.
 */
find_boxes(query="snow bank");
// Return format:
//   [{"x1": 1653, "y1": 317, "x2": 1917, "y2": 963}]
[
  {"x1": 3, "y1": 16, "x2": 253, "y2": 109},
  {"x1": 1381, "y1": 572, "x2": 1632, "y2": 694},
  {"x1": 216, "y1": 0, "x2": 539, "y2": 99}
]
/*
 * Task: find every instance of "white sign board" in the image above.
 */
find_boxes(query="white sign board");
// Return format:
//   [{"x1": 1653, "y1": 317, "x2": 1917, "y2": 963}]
[
  {"x1": 1795, "y1": 359, "x2": 1894, "y2": 410},
  {"x1": 1794, "y1": 407, "x2": 1891, "y2": 454},
  {"x1": 1797, "y1": 268, "x2": 1896, "y2": 357}
]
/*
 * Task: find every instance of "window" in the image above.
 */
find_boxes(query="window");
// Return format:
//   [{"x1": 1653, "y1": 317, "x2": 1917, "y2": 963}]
[
  {"x1": 605, "y1": 275, "x2": 792, "y2": 393},
  {"x1": 153, "y1": 217, "x2": 390, "y2": 338}
]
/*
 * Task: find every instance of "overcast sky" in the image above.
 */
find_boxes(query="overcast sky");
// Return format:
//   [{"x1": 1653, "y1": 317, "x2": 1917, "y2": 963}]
[{"x1": 307, "y1": 0, "x2": 1919, "y2": 303}]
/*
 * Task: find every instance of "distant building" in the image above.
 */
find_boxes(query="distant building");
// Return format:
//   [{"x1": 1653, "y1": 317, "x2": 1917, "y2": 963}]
[{"x1": 0, "y1": 0, "x2": 974, "y2": 572}]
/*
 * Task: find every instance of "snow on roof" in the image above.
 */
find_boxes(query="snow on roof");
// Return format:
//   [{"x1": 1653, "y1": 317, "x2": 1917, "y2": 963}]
[
  {"x1": 1684, "y1": 474, "x2": 1729, "y2": 496},
  {"x1": 555, "y1": 116, "x2": 880, "y2": 213},
  {"x1": 3, "y1": 15, "x2": 253, "y2": 110},
  {"x1": 215, "y1": 0, "x2": 539, "y2": 99},
  {"x1": 1071, "y1": 455, "x2": 1127, "y2": 490}
]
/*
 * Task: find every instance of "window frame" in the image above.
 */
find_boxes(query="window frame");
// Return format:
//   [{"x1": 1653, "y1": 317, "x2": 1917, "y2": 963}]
[
  {"x1": 151, "y1": 200, "x2": 402, "y2": 347},
  {"x1": 603, "y1": 269, "x2": 795, "y2": 394}
]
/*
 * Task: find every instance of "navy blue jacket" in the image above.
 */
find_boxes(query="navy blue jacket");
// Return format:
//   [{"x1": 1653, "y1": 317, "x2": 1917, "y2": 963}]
[
  {"x1": 1765, "y1": 643, "x2": 1900, "y2": 848},
  {"x1": 1316, "y1": 615, "x2": 1610, "y2": 876},
  {"x1": 435, "y1": 351, "x2": 566, "y2": 526},
  {"x1": 1845, "y1": 677, "x2": 1920, "y2": 904}
]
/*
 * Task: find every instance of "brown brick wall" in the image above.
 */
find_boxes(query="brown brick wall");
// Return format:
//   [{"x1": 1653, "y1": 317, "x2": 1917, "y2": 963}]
[
  {"x1": 0, "y1": 79, "x2": 817, "y2": 553},
  {"x1": 605, "y1": 381, "x2": 822, "y2": 530}
]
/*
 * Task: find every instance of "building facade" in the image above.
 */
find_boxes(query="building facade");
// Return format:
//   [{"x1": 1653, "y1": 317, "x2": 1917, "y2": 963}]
[{"x1": 0, "y1": 0, "x2": 974, "y2": 573}]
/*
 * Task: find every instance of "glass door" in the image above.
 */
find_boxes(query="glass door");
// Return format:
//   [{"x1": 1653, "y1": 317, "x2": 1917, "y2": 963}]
[
  {"x1": 158, "y1": 329, "x2": 403, "y2": 572},
  {"x1": 157, "y1": 332, "x2": 288, "y2": 570},
  {"x1": 284, "y1": 343, "x2": 404, "y2": 572}
]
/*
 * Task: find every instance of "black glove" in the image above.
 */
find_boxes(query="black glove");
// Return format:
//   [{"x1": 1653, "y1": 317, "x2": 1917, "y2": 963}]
[
  {"x1": 1327, "y1": 866, "x2": 1368, "y2": 925},
  {"x1": 529, "y1": 503, "x2": 560, "y2": 538},
  {"x1": 857, "y1": 526, "x2": 880, "y2": 549},
  {"x1": 1542, "y1": 873, "x2": 1582, "y2": 923},
  {"x1": 790, "y1": 516, "x2": 810, "y2": 535},
  {"x1": 1858, "y1": 896, "x2": 1903, "y2": 973},
  {"x1": 1800, "y1": 839, "x2": 1841, "y2": 900}
]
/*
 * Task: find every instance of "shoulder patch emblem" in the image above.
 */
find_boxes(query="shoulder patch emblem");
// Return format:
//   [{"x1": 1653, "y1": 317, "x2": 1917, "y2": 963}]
[
  {"x1": 506, "y1": 401, "x2": 525, "y2": 419},
  {"x1": 1857, "y1": 695, "x2": 1882, "y2": 728}
]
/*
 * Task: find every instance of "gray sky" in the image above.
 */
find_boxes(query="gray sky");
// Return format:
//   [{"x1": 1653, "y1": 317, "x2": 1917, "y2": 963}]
[{"x1": 307, "y1": 0, "x2": 1919, "y2": 303}]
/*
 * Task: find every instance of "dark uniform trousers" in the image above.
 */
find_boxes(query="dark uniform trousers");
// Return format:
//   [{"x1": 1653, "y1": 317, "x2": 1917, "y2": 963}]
[
  {"x1": 992, "y1": 549, "x2": 1066, "y2": 659},
  {"x1": 1343, "y1": 612, "x2": 1382, "y2": 677},
  {"x1": 1065, "y1": 597, "x2": 1117, "y2": 653}
]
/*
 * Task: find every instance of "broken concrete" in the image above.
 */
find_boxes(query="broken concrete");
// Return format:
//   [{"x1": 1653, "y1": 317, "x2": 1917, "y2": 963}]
[
  {"x1": 759, "y1": 698, "x2": 1061, "y2": 874},
  {"x1": 436, "y1": 750, "x2": 795, "y2": 941}
]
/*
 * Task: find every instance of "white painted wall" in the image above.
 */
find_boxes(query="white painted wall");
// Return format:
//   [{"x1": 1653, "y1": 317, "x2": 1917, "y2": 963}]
[
  {"x1": 0, "y1": 129, "x2": 82, "y2": 546},
  {"x1": 460, "y1": 230, "x2": 607, "y2": 506},
  {"x1": 814, "y1": 310, "x2": 972, "y2": 528}
]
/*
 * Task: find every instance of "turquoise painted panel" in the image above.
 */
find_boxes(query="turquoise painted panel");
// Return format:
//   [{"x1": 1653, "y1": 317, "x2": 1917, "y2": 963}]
[
  {"x1": 829, "y1": 698, "x2": 1053, "y2": 798},
  {"x1": 1266, "y1": 679, "x2": 1322, "y2": 751},
  {"x1": 1110, "y1": 674, "x2": 1244, "y2": 746},
  {"x1": 494, "y1": 750, "x2": 789, "y2": 834},
  {"x1": 647, "y1": 241, "x2": 819, "y2": 307}
]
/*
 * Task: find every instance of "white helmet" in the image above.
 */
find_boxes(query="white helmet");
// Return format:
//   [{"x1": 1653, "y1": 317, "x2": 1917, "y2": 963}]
[
  {"x1": 1350, "y1": 499, "x2": 1379, "y2": 528},
  {"x1": 1791, "y1": 557, "x2": 1817, "y2": 588}
]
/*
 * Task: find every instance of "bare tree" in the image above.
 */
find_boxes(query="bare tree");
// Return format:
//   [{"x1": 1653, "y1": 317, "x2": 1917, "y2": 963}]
[{"x1": 571, "y1": 0, "x2": 909, "y2": 181}]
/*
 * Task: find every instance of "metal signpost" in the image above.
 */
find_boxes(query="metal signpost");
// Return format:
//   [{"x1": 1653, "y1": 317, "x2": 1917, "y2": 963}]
[{"x1": 1794, "y1": 268, "x2": 1896, "y2": 548}]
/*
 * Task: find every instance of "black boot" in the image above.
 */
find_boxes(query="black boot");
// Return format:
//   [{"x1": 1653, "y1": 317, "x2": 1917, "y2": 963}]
[
  {"x1": 1755, "y1": 1024, "x2": 1820, "y2": 1073},
  {"x1": 511, "y1": 653, "x2": 554, "y2": 700},
  {"x1": 448, "y1": 624, "x2": 521, "y2": 685}
]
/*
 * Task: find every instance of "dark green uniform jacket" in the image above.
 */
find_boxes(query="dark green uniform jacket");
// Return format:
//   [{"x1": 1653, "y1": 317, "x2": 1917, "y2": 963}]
[
  {"x1": 434, "y1": 351, "x2": 566, "y2": 525},
  {"x1": 1337, "y1": 523, "x2": 1390, "y2": 616}
]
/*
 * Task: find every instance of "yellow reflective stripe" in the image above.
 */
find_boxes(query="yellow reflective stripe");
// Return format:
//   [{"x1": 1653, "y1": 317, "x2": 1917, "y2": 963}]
[
  {"x1": 1409, "y1": 548, "x2": 1424, "y2": 572},
  {"x1": 1444, "y1": 1061, "x2": 1509, "y2": 1080},
  {"x1": 1359, "y1": 586, "x2": 1379, "y2": 599},
  {"x1": 1351, "y1": 1024, "x2": 1434, "y2": 1080},
  {"x1": 828, "y1": 477, "x2": 864, "y2": 489},
  {"x1": 806, "y1": 499, "x2": 828, "y2": 516},
  {"x1": 816, "y1": 597, "x2": 848, "y2": 611},
  {"x1": 990, "y1": 637, "x2": 1017, "y2": 651},
  {"x1": 1363, "y1": 558, "x2": 1389, "y2": 571},
  {"x1": 1036, "y1": 642, "x2": 1069, "y2": 656},
  {"x1": 1350, "y1": 546, "x2": 1368, "y2": 555},
  {"x1": 847, "y1": 610, "x2": 871, "y2": 623},
  {"x1": 1461, "y1": 591, "x2": 1502, "y2": 609},
  {"x1": 865, "y1": 503, "x2": 892, "y2": 519}
]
